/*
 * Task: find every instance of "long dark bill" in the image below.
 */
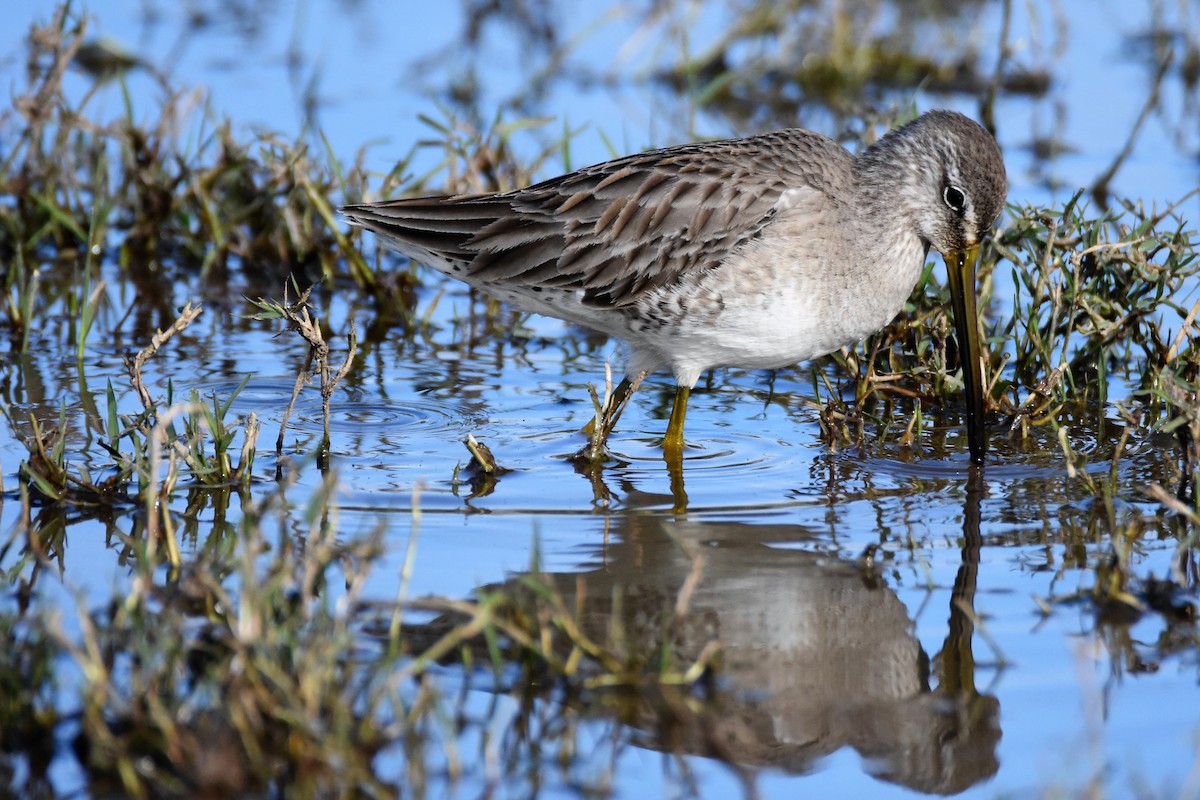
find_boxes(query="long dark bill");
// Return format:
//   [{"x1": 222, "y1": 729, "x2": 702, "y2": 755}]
[{"x1": 945, "y1": 244, "x2": 986, "y2": 463}]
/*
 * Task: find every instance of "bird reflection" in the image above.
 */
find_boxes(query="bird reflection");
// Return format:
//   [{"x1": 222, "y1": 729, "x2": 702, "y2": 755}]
[{"x1": 408, "y1": 472, "x2": 999, "y2": 794}]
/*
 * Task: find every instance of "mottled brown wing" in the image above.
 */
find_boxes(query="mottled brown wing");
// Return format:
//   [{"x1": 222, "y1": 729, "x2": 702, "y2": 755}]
[{"x1": 343, "y1": 129, "x2": 845, "y2": 308}]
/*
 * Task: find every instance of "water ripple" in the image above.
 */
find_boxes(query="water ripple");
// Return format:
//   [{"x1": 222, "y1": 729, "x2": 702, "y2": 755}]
[{"x1": 327, "y1": 400, "x2": 467, "y2": 433}]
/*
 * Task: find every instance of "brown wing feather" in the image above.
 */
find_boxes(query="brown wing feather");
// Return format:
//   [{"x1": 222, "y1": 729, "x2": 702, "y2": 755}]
[{"x1": 342, "y1": 129, "x2": 849, "y2": 308}]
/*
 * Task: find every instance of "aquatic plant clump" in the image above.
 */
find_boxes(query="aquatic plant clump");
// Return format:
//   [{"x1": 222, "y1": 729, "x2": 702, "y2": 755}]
[{"x1": 2, "y1": 2, "x2": 1200, "y2": 797}]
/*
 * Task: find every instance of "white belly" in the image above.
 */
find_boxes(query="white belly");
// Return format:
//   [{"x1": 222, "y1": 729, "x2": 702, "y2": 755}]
[{"x1": 629, "y1": 235, "x2": 927, "y2": 386}]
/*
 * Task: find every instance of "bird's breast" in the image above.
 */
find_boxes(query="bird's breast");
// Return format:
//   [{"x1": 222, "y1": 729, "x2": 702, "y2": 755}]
[{"x1": 624, "y1": 228, "x2": 927, "y2": 384}]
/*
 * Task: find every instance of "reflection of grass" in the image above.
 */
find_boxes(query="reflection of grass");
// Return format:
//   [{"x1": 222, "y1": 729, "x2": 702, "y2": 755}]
[
  {"x1": 2, "y1": 2, "x2": 1200, "y2": 796},
  {"x1": 0, "y1": 8, "x2": 717, "y2": 781},
  {"x1": 2, "y1": 472, "x2": 718, "y2": 795}
]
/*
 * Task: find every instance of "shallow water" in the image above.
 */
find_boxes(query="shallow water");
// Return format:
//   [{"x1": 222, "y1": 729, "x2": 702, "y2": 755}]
[
  {"x1": 4, "y1": 257, "x2": 1196, "y2": 796},
  {"x1": 3, "y1": 1, "x2": 1200, "y2": 797}
]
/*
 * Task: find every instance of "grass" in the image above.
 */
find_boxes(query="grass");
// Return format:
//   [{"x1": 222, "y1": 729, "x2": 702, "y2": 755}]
[
  {"x1": 0, "y1": 9, "x2": 727, "y2": 795},
  {"x1": 1, "y1": 2, "x2": 1199, "y2": 797}
]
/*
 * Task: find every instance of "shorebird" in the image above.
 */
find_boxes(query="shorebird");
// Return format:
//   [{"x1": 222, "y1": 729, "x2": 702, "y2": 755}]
[{"x1": 342, "y1": 110, "x2": 1006, "y2": 462}]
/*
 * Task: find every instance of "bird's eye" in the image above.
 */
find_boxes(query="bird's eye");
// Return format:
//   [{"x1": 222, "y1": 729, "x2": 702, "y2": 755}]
[{"x1": 943, "y1": 185, "x2": 966, "y2": 214}]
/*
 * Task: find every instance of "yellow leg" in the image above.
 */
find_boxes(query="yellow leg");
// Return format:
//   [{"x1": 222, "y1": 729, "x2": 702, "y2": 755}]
[
  {"x1": 666, "y1": 448, "x2": 688, "y2": 513},
  {"x1": 662, "y1": 385, "x2": 690, "y2": 456}
]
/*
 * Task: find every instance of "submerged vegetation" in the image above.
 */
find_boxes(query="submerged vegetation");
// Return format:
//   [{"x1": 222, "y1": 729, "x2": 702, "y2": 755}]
[{"x1": 1, "y1": 2, "x2": 1199, "y2": 797}]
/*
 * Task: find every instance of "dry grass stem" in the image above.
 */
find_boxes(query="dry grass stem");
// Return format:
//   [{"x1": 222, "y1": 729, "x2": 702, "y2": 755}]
[{"x1": 127, "y1": 302, "x2": 203, "y2": 412}]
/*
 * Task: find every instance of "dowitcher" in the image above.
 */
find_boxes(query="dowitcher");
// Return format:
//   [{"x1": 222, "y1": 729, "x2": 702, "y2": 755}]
[{"x1": 342, "y1": 110, "x2": 1006, "y2": 462}]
